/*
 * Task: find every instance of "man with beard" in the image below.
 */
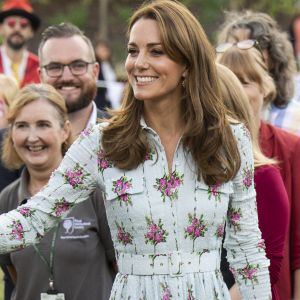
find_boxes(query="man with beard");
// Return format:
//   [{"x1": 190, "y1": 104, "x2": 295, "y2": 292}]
[
  {"x1": 0, "y1": 0, "x2": 40, "y2": 87},
  {"x1": 38, "y1": 22, "x2": 107, "y2": 135}
]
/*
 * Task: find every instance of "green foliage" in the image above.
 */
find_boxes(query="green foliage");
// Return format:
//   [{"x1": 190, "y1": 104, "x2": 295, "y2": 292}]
[
  {"x1": 47, "y1": 4, "x2": 88, "y2": 28},
  {"x1": 250, "y1": 0, "x2": 298, "y2": 16}
]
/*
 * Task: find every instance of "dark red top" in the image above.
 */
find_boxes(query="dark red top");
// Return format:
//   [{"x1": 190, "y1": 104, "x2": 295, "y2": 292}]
[
  {"x1": 260, "y1": 122, "x2": 300, "y2": 299},
  {"x1": 255, "y1": 165, "x2": 290, "y2": 300}
]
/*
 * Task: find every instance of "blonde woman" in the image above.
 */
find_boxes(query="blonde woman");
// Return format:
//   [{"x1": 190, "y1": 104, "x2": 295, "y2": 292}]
[
  {"x1": 0, "y1": 84, "x2": 115, "y2": 300},
  {"x1": 0, "y1": 1, "x2": 271, "y2": 299},
  {"x1": 217, "y1": 64, "x2": 289, "y2": 300},
  {"x1": 217, "y1": 43, "x2": 300, "y2": 300}
]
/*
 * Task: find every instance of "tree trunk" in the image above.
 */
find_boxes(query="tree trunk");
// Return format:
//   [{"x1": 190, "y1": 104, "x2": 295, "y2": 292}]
[{"x1": 99, "y1": 0, "x2": 109, "y2": 39}]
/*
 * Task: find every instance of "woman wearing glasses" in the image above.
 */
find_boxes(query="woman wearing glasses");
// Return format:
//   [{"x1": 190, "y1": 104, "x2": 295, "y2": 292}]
[
  {"x1": 216, "y1": 62, "x2": 290, "y2": 300},
  {"x1": 0, "y1": 1, "x2": 271, "y2": 299}
]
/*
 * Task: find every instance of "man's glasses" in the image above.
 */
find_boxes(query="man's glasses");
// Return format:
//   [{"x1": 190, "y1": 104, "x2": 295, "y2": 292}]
[
  {"x1": 42, "y1": 60, "x2": 95, "y2": 78},
  {"x1": 5, "y1": 17, "x2": 30, "y2": 29}
]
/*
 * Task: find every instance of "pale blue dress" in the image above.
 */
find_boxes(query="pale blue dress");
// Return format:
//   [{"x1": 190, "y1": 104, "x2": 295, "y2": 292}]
[{"x1": 0, "y1": 121, "x2": 271, "y2": 299}]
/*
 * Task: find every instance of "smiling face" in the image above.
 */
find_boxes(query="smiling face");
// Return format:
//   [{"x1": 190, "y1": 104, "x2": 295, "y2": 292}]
[
  {"x1": 11, "y1": 98, "x2": 69, "y2": 172},
  {"x1": 125, "y1": 18, "x2": 186, "y2": 104},
  {"x1": 39, "y1": 35, "x2": 99, "y2": 113}
]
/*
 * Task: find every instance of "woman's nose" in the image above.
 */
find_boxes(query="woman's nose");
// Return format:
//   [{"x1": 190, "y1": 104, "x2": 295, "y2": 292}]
[
  {"x1": 27, "y1": 127, "x2": 39, "y2": 142},
  {"x1": 135, "y1": 53, "x2": 149, "y2": 69}
]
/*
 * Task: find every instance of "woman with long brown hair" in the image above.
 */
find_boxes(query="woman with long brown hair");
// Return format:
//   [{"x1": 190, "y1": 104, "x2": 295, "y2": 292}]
[{"x1": 0, "y1": 1, "x2": 270, "y2": 299}]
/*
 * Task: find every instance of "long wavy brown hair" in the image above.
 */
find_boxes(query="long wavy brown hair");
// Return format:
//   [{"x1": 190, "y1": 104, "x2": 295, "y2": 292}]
[{"x1": 102, "y1": 0, "x2": 241, "y2": 185}]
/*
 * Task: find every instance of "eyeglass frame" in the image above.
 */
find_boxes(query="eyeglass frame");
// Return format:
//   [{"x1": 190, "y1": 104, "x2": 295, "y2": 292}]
[
  {"x1": 41, "y1": 60, "x2": 96, "y2": 78},
  {"x1": 215, "y1": 39, "x2": 265, "y2": 62}
]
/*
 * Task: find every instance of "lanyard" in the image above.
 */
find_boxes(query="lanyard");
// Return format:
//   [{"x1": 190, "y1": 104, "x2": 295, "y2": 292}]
[{"x1": 33, "y1": 225, "x2": 60, "y2": 291}]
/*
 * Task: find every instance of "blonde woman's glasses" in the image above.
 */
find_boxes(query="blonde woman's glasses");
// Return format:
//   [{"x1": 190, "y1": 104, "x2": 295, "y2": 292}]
[{"x1": 216, "y1": 39, "x2": 265, "y2": 62}]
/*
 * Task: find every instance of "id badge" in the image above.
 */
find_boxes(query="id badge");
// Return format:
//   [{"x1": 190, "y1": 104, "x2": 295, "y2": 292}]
[{"x1": 40, "y1": 293, "x2": 65, "y2": 300}]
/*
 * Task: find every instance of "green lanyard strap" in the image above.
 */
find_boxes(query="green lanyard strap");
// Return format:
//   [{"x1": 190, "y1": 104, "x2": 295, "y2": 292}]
[{"x1": 33, "y1": 224, "x2": 60, "y2": 289}]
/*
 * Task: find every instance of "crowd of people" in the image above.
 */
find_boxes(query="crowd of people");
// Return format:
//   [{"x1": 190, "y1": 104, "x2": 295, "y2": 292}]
[{"x1": 0, "y1": 0, "x2": 299, "y2": 299}]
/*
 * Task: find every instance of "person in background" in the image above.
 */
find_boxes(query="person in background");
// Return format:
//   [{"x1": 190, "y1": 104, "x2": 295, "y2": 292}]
[
  {"x1": 0, "y1": 1, "x2": 271, "y2": 299},
  {"x1": 38, "y1": 23, "x2": 107, "y2": 135},
  {"x1": 94, "y1": 39, "x2": 115, "y2": 110},
  {"x1": 216, "y1": 41, "x2": 300, "y2": 300},
  {"x1": 288, "y1": 14, "x2": 300, "y2": 103},
  {"x1": 0, "y1": 83, "x2": 115, "y2": 300},
  {"x1": 0, "y1": 74, "x2": 18, "y2": 129},
  {"x1": 94, "y1": 39, "x2": 123, "y2": 110},
  {"x1": 0, "y1": 21, "x2": 108, "y2": 194},
  {"x1": 217, "y1": 11, "x2": 300, "y2": 136},
  {"x1": 0, "y1": 0, "x2": 40, "y2": 87},
  {"x1": 0, "y1": 22, "x2": 114, "y2": 300},
  {"x1": 217, "y1": 63, "x2": 290, "y2": 300}
]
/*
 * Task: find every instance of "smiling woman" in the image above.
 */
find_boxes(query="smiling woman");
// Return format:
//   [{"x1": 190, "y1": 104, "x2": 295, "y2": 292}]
[
  {"x1": 125, "y1": 18, "x2": 186, "y2": 104},
  {"x1": 0, "y1": 1, "x2": 271, "y2": 300},
  {"x1": 2, "y1": 84, "x2": 72, "y2": 172}
]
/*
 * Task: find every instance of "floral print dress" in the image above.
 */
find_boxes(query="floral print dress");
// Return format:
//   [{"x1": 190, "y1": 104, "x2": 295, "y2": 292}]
[{"x1": 0, "y1": 121, "x2": 271, "y2": 299}]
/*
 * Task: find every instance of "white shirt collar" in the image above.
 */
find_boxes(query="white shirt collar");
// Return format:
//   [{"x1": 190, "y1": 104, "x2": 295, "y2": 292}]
[
  {"x1": 1, "y1": 46, "x2": 28, "y2": 82},
  {"x1": 85, "y1": 101, "x2": 98, "y2": 128}
]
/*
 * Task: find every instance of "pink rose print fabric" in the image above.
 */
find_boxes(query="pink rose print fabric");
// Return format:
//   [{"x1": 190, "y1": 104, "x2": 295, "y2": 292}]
[
  {"x1": 97, "y1": 149, "x2": 113, "y2": 173},
  {"x1": 242, "y1": 165, "x2": 254, "y2": 190},
  {"x1": 17, "y1": 207, "x2": 35, "y2": 218},
  {"x1": 228, "y1": 207, "x2": 242, "y2": 233},
  {"x1": 63, "y1": 163, "x2": 90, "y2": 190},
  {"x1": 154, "y1": 170, "x2": 183, "y2": 202},
  {"x1": 112, "y1": 176, "x2": 133, "y2": 206},
  {"x1": 161, "y1": 283, "x2": 172, "y2": 300},
  {"x1": 51, "y1": 198, "x2": 74, "y2": 217},
  {"x1": 238, "y1": 263, "x2": 259, "y2": 284},
  {"x1": 208, "y1": 182, "x2": 222, "y2": 201},
  {"x1": 8, "y1": 220, "x2": 24, "y2": 241},
  {"x1": 145, "y1": 216, "x2": 168, "y2": 246},
  {"x1": 116, "y1": 222, "x2": 133, "y2": 246}
]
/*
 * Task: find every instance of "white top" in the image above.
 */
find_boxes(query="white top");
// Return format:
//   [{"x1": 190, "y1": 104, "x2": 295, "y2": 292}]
[{"x1": 0, "y1": 46, "x2": 28, "y2": 82}]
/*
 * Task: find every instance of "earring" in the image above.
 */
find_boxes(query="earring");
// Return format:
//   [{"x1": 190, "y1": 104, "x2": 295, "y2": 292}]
[{"x1": 182, "y1": 77, "x2": 186, "y2": 88}]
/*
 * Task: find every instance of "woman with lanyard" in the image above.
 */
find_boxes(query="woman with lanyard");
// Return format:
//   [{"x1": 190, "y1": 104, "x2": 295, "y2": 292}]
[
  {"x1": 0, "y1": 1, "x2": 270, "y2": 299},
  {"x1": 0, "y1": 84, "x2": 115, "y2": 300}
]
